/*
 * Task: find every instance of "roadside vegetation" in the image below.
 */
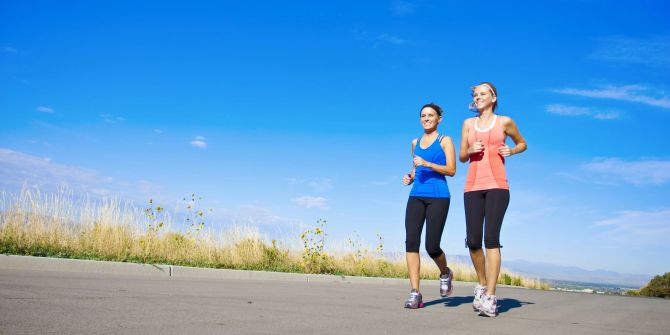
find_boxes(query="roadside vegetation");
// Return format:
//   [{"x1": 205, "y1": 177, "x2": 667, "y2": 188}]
[
  {"x1": 0, "y1": 188, "x2": 548, "y2": 290},
  {"x1": 627, "y1": 272, "x2": 670, "y2": 298}
]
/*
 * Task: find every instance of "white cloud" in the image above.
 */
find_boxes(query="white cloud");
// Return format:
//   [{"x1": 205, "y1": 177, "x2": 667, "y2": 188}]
[
  {"x1": 593, "y1": 209, "x2": 670, "y2": 244},
  {"x1": 286, "y1": 177, "x2": 333, "y2": 192},
  {"x1": 153, "y1": 129, "x2": 163, "y2": 134},
  {"x1": 592, "y1": 111, "x2": 621, "y2": 120},
  {"x1": 0, "y1": 148, "x2": 161, "y2": 201},
  {"x1": 100, "y1": 114, "x2": 126, "y2": 123},
  {"x1": 391, "y1": 1, "x2": 416, "y2": 16},
  {"x1": 307, "y1": 178, "x2": 333, "y2": 192},
  {"x1": 553, "y1": 85, "x2": 670, "y2": 109},
  {"x1": 545, "y1": 104, "x2": 621, "y2": 120},
  {"x1": 376, "y1": 33, "x2": 406, "y2": 46},
  {"x1": 190, "y1": 136, "x2": 207, "y2": 148},
  {"x1": 36, "y1": 106, "x2": 54, "y2": 113},
  {"x1": 546, "y1": 104, "x2": 590, "y2": 116},
  {"x1": 591, "y1": 34, "x2": 670, "y2": 67},
  {"x1": 582, "y1": 158, "x2": 670, "y2": 186},
  {"x1": 291, "y1": 196, "x2": 328, "y2": 209},
  {"x1": 353, "y1": 28, "x2": 408, "y2": 49}
]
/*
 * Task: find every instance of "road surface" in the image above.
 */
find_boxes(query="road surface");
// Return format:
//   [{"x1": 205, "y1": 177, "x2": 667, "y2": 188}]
[{"x1": 1, "y1": 260, "x2": 669, "y2": 334}]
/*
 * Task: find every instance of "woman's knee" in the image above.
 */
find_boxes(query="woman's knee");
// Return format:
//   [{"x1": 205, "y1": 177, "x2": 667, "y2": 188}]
[
  {"x1": 405, "y1": 240, "x2": 421, "y2": 253},
  {"x1": 484, "y1": 238, "x2": 501, "y2": 249},
  {"x1": 425, "y1": 244, "x2": 443, "y2": 259},
  {"x1": 466, "y1": 238, "x2": 482, "y2": 250}
]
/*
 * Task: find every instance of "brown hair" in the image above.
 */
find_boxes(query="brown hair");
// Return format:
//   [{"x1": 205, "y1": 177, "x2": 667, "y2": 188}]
[{"x1": 420, "y1": 102, "x2": 443, "y2": 116}]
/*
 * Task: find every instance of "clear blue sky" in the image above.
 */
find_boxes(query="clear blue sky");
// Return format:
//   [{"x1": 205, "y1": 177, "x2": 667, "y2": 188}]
[{"x1": 2, "y1": 1, "x2": 669, "y2": 276}]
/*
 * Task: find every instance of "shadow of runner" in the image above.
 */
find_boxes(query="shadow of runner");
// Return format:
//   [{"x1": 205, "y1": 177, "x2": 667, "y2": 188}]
[
  {"x1": 422, "y1": 296, "x2": 535, "y2": 314},
  {"x1": 497, "y1": 298, "x2": 534, "y2": 313},
  {"x1": 423, "y1": 296, "x2": 471, "y2": 307}
]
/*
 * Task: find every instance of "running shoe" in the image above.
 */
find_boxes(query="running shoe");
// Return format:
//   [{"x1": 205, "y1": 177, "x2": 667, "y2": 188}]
[
  {"x1": 478, "y1": 293, "x2": 498, "y2": 317},
  {"x1": 439, "y1": 269, "x2": 454, "y2": 297},
  {"x1": 404, "y1": 289, "x2": 424, "y2": 309},
  {"x1": 472, "y1": 284, "x2": 487, "y2": 311},
  {"x1": 472, "y1": 284, "x2": 486, "y2": 312}
]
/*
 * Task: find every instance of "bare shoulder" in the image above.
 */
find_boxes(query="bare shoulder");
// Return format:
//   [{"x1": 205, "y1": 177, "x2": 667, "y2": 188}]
[
  {"x1": 500, "y1": 115, "x2": 515, "y2": 125},
  {"x1": 462, "y1": 117, "x2": 475, "y2": 128},
  {"x1": 411, "y1": 138, "x2": 418, "y2": 145},
  {"x1": 439, "y1": 135, "x2": 453, "y2": 143}
]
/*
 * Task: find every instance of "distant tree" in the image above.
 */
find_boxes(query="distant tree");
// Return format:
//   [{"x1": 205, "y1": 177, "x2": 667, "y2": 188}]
[{"x1": 639, "y1": 272, "x2": 670, "y2": 298}]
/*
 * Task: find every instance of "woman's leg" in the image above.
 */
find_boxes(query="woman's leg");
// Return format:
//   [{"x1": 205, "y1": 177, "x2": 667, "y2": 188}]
[
  {"x1": 464, "y1": 191, "x2": 486, "y2": 285},
  {"x1": 424, "y1": 197, "x2": 450, "y2": 274},
  {"x1": 405, "y1": 197, "x2": 426, "y2": 291},
  {"x1": 483, "y1": 189, "x2": 510, "y2": 295}
]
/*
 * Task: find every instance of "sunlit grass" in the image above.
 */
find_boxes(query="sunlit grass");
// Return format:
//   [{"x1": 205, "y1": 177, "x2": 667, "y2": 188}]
[{"x1": 0, "y1": 188, "x2": 548, "y2": 290}]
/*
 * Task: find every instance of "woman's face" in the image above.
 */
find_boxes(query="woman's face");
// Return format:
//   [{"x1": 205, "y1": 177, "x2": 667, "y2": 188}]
[
  {"x1": 472, "y1": 85, "x2": 496, "y2": 111},
  {"x1": 420, "y1": 107, "x2": 441, "y2": 130}
]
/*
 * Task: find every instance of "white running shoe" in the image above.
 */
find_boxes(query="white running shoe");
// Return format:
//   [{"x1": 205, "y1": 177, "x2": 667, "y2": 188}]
[
  {"x1": 478, "y1": 293, "x2": 498, "y2": 317},
  {"x1": 439, "y1": 269, "x2": 454, "y2": 297},
  {"x1": 472, "y1": 284, "x2": 487, "y2": 311},
  {"x1": 404, "y1": 289, "x2": 424, "y2": 309}
]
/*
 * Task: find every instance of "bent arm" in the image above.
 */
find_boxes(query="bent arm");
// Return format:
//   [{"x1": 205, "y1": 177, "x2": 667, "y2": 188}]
[
  {"x1": 421, "y1": 137, "x2": 456, "y2": 177},
  {"x1": 504, "y1": 117, "x2": 527, "y2": 155},
  {"x1": 403, "y1": 139, "x2": 417, "y2": 185},
  {"x1": 458, "y1": 120, "x2": 471, "y2": 163}
]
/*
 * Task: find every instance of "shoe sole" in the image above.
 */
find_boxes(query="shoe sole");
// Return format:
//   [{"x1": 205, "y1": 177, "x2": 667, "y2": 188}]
[
  {"x1": 404, "y1": 302, "x2": 424, "y2": 309},
  {"x1": 478, "y1": 309, "x2": 497, "y2": 317}
]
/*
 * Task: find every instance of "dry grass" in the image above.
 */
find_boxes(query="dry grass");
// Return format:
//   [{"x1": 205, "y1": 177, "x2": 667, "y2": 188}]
[{"x1": 0, "y1": 188, "x2": 548, "y2": 290}]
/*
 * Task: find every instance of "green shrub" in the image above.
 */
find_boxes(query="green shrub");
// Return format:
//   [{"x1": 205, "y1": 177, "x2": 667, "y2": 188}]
[{"x1": 639, "y1": 272, "x2": 670, "y2": 298}]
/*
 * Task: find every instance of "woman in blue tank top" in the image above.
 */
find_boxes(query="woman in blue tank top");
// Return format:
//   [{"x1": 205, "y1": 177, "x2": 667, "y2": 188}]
[{"x1": 401, "y1": 103, "x2": 457, "y2": 309}]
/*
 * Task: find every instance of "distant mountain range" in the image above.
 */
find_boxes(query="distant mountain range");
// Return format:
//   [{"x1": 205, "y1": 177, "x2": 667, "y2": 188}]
[
  {"x1": 441, "y1": 255, "x2": 651, "y2": 288},
  {"x1": 500, "y1": 259, "x2": 652, "y2": 288}
]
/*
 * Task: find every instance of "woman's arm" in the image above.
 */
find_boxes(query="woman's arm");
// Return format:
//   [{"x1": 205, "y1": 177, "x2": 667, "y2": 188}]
[
  {"x1": 498, "y1": 116, "x2": 527, "y2": 157},
  {"x1": 413, "y1": 136, "x2": 456, "y2": 177},
  {"x1": 459, "y1": 118, "x2": 484, "y2": 162},
  {"x1": 403, "y1": 139, "x2": 417, "y2": 185}
]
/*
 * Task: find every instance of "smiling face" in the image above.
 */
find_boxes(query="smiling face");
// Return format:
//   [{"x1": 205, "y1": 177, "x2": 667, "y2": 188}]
[
  {"x1": 420, "y1": 106, "x2": 441, "y2": 131},
  {"x1": 472, "y1": 84, "x2": 498, "y2": 112}
]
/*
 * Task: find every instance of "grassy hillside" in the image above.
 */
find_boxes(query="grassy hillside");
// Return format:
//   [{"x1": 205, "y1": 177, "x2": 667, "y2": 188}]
[{"x1": 0, "y1": 188, "x2": 548, "y2": 290}]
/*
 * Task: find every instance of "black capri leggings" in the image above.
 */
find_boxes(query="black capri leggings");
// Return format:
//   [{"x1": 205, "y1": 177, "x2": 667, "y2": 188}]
[
  {"x1": 464, "y1": 189, "x2": 510, "y2": 250},
  {"x1": 405, "y1": 196, "x2": 450, "y2": 259}
]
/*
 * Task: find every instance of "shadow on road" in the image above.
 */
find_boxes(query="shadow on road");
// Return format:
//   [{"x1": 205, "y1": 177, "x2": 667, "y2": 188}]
[{"x1": 423, "y1": 296, "x2": 535, "y2": 314}]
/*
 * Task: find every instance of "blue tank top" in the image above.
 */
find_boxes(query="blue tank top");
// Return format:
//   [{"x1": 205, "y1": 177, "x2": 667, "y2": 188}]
[{"x1": 409, "y1": 134, "x2": 451, "y2": 198}]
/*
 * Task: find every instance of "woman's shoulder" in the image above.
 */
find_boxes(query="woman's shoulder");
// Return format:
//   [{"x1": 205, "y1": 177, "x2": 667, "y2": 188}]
[
  {"x1": 438, "y1": 134, "x2": 453, "y2": 142},
  {"x1": 498, "y1": 115, "x2": 514, "y2": 125},
  {"x1": 463, "y1": 117, "x2": 477, "y2": 126}
]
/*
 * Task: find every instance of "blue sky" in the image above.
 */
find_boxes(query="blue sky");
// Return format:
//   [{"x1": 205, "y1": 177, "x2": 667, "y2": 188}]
[{"x1": 2, "y1": 1, "x2": 669, "y2": 276}]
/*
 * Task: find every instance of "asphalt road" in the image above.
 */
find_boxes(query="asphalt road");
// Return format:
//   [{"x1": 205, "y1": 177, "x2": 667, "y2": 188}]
[{"x1": 1, "y1": 268, "x2": 669, "y2": 335}]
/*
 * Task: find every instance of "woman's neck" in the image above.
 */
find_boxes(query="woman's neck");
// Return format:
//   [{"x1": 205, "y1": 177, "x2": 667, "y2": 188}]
[
  {"x1": 476, "y1": 110, "x2": 496, "y2": 129},
  {"x1": 478, "y1": 108, "x2": 494, "y2": 119}
]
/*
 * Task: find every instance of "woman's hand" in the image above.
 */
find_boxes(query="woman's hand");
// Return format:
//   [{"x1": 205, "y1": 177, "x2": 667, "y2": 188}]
[
  {"x1": 468, "y1": 140, "x2": 485, "y2": 155},
  {"x1": 413, "y1": 155, "x2": 428, "y2": 168},
  {"x1": 498, "y1": 144, "x2": 513, "y2": 157},
  {"x1": 402, "y1": 172, "x2": 414, "y2": 185}
]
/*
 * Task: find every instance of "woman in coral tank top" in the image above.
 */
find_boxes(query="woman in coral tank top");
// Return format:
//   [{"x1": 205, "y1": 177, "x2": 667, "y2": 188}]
[{"x1": 458, "y1": 82, "x2": 527, "y2": 317}]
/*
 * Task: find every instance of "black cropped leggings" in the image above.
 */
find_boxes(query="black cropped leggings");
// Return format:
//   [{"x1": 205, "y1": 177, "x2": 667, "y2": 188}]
[
  {"x1": 464, "y1": 188, "x2": 510, "y2": 250},
  {"x1": 405, "y1": 196, "x2": 450, "y2": 259}
]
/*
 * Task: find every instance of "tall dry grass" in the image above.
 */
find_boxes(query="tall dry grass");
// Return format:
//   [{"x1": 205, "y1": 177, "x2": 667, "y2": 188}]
[{"x1": 0, "y1": 188, "x2": 548, "y2": 289}]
